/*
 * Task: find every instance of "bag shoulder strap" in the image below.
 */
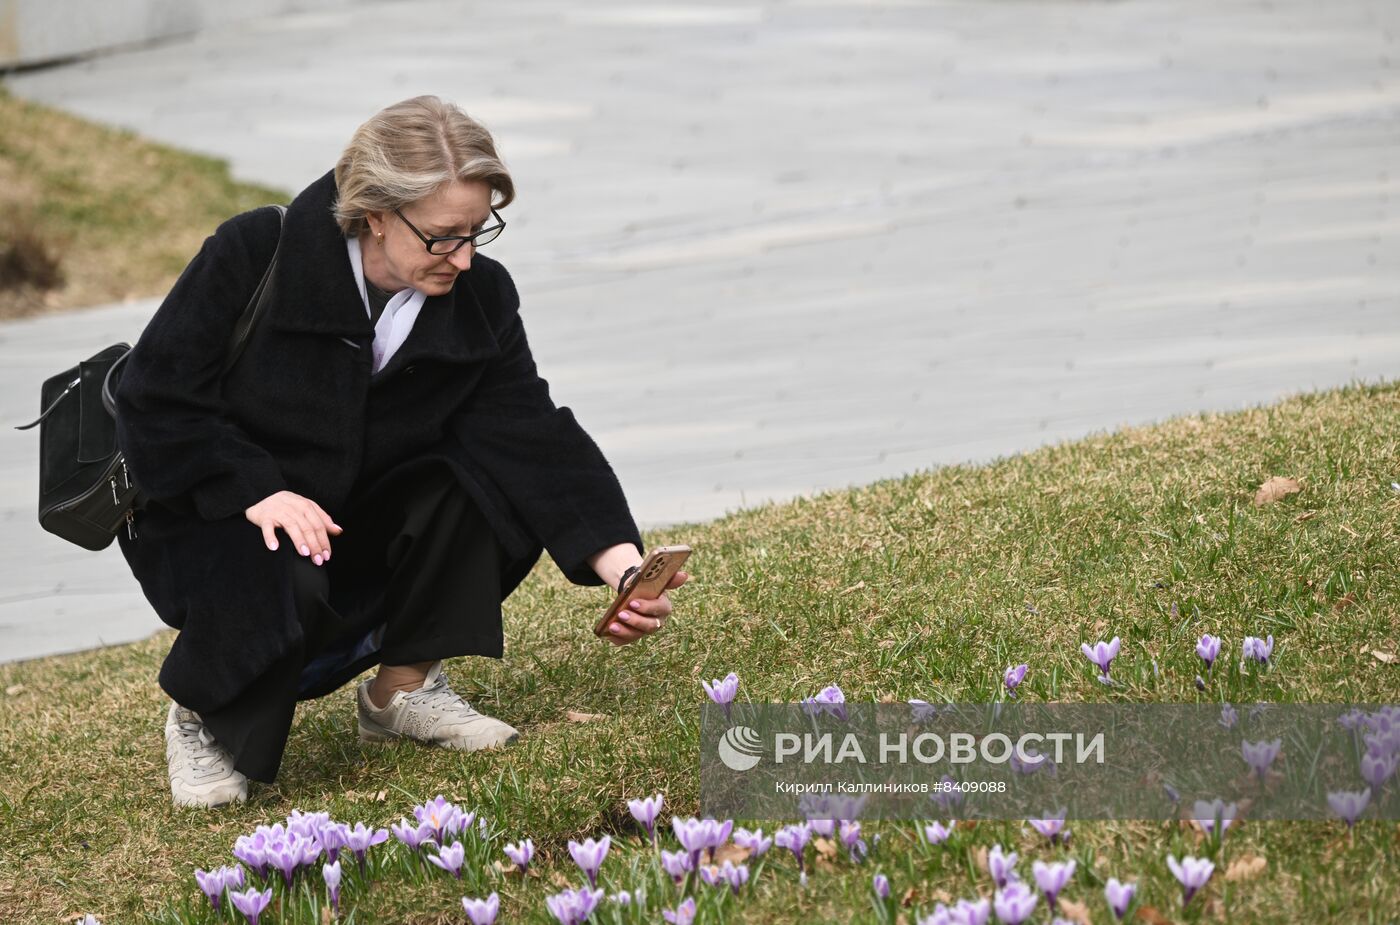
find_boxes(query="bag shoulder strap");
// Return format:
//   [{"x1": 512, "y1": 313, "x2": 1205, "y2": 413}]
[
  {"x1": 224, "y1": 203, "x2": 288, "y2": 373},
  {"x1": 96, "y1": 203, "x2": 287, "y2": 416}
]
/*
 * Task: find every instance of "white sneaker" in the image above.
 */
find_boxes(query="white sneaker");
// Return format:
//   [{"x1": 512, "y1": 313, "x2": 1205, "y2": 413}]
[
  {"x1": 164, "y1": 703, "x2": 248, "y2": 808},
  {"x1": 357, "y1": 661, "x2": 519, "y2": 751}
]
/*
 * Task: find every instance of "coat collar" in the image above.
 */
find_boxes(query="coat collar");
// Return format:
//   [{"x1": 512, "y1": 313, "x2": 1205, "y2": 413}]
[{"x1": 269, "y1": 169, "x2": 500, "y2": 366}]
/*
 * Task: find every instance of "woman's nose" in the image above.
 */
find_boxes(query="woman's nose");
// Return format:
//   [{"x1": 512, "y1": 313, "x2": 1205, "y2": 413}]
[{"x1": 447, "y1": 244, "x2": 474, "y2": 271}]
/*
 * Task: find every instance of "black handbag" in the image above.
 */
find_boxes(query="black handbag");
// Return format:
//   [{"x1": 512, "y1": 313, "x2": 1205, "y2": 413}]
[{"x1": 16, "y1": 204, "x2": 287, "y2": 550}]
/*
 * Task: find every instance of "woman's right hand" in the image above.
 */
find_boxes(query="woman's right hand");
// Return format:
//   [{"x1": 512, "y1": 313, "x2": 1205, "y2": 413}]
[{"x1": 245, "y1": 490, "x2": 343, "y2": 566}]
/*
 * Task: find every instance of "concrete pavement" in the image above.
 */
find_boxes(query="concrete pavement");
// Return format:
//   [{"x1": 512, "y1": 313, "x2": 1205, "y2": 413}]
[{"x1": 3, "y1": 0, "x2": 1398, "y2": 662}]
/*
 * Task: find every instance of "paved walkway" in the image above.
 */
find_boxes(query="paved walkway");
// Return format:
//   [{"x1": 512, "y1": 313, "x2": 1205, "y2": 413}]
[{"x1": 4, "y1": 0, "x2": 1398, "y2": 662}]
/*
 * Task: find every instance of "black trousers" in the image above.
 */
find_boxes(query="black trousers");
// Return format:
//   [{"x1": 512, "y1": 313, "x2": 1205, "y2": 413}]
[{"x1": 196, "y1": 461, "x2": 508, "y2": 783}]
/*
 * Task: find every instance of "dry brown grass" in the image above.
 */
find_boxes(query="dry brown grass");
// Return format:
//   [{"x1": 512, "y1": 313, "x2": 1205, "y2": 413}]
[{"x1": 0, "y1": 85, "x2": 286, "y2": 319}]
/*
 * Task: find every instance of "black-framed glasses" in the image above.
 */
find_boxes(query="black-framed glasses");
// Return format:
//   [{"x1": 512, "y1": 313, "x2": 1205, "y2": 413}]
[{"x1": 393, "y1": 207, "x2": 506, "y2": 254}]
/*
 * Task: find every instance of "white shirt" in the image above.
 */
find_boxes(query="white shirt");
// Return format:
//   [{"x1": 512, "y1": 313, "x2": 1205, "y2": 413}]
[{"x1": 345, "y1": 236, "x2": 428, "y2": 374}]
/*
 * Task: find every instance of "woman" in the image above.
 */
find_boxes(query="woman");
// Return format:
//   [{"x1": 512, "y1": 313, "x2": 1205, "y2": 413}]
[{"x1": 114, "y1": 96, "x2": 686, "y2": 808}]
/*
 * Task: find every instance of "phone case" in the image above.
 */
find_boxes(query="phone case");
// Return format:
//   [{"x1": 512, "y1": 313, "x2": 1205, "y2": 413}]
[{"x1": 593, "y1": 544, "x2": 692, "y2": 637}]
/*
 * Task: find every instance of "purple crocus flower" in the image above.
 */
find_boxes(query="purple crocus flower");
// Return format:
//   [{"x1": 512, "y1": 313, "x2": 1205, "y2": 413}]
[
  {"x1": 232, "y1": 834, "x2": 271, "y2": 881},
  {"x1": 345, "y1": 822, "x2": 388, "y2": 873},
  {"x1": 1079, "y1": 637, "x2": 1121, "y2": 684},
  {"x1": 1191, "y1": 798, "x2": 1237, "y2": 838},
  {"x1": 414, "y1": 796, "x2": 463, "y2": 844},
  {"x1": 228, "y1": 887, "x2": 273, "y2": 925},
  {"x1": 1028, "y1": 811, "x2": 1069, "y2": 846},
  {"x1": 569, "y1": 836, "x2": 611, "y2": 889},
  {"x1": 265, "y1": 837, "x2": 302, "y2": 889},
  {"x1": 1104, "y1": 877, "x2": 1135, "y2": 920},
  {"x1": 1339, "y1": 709, "x2": 1366, "y2": 731},
  {"x1": 1327, "y1": 788, "x2": 1371, "y2": 828},
  {"x1": 391, "y1": 817, "x2": 435, "y2": 853},
  {"x1": 287, "y1": 809, "x2": 330, "y2": 841},
  {"x1": 958, "y1": 897, "x2": 992, "y2": 925},
  {"x1": 428, "y1": 841, "x2": 466, "y2": 879},
  {"x1": 733, "y1": 827, "x2": 772, "y2": 856},
  {"x1": 1032, "y1": 859, "x2": 1075, "y2": 911},
  {"x1": 504, "y1": 838, "x2": 534, "y2": 873},
  {"x1": 1219, "y1": 703, "x2": 1238, "y2": 729},
  {"x1": 1004, "y1": 664, "x2": 1028, "y2": 697},
  {"x1": 873, "y1": 873, "x2": 891, "y2": 901},
  {"x1": 932, "y1": 774, "x2": 966, "y2": 810},
  {"x1": 462, "y1": 892, "x2": 500, "y2": 925},
  {"x1": 802, "y1": 684, "x2": 848, "y2": 720},
  {"x1": 808, "y1": 817, "x2": 835, "y2": 838},
  {"x1": 922, "y1": 820, "x2": 953, "y2": 845},
  {"x1": 672, "y1": 817, "x2": 731, "y2": 868},
  {"x1": 1166, "y1": 854, "x2": 1213, "y2": 906},
  {"x1": 909, "y1": 699, "x2": 940, "y2": 722},
  {"x1": 660, "y1": 849, "x2": 693, "y2": 885},
  {"x1": 839, "y1": 819, "x2": 868, "y2": 861},
  {"x1": 194, "y1": 868, "x2": 228, "y2": 912},
  {"x1": 1163, "y1": 782, "x2": 1180, "y2": 804},
  {"x1": 318, "y1": 821, "x2": 350, "y2": 865},
  {"x1": 609, "y1": 891, "x2": 631, "y2": 905},
  {"x1": 993, "y1": 881, "x2": 1039, "y2": 924},
  {"x1": 1195, "y1": 634, "x2": 1221, "y2": 671},
  {"x1": 322, "y1": 860, "x2": 341, "y2": 915},
  {"x1": 546, "y1": 886, "x2": 604, "y2": 925},
  {"x1": 1241, "y1": 738, "x2": 1282, "y2": 780},
  {"x1": 774, "y1": 822, "x2": 812, "y2": 874},
  {"x1": 662, "y1": 897, "x2": 697, "y2": 925},
  {"x1": 1242, "y1": 634, "x2": 1274, "y2": 665},
  {"x1": 722, "y1": 861, "x2": 749, "y2": 893},
  {"x1": 701, "y1": 672, "x2": 739, "y2": 720},
  {"x1": 987, "y1": 844, "x2": 1018, "y2": 889},
  {"x1": 1361, "y1": 750, "x2": 1399, "y2": 791},
  {"x1": 222, "y1": 865, "x2": 246, "y2": 893},
  {"x1": 628, "y1": 793, "x2": 664, "y2": 841}
]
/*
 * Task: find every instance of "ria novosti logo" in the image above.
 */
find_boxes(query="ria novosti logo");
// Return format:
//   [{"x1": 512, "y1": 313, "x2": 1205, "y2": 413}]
[{"x1": 717, "y1": 725, "x2": 764, "y2": 771}]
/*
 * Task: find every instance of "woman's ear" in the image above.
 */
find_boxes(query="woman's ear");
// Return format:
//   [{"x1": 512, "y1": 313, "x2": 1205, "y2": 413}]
[{"x1": 364, "y1": 211, "x2": 385, "y2": 241}]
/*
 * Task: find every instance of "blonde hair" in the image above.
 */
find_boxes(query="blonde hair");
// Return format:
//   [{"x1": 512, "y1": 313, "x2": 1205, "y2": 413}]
[{"x1": 332, "y1": 95, "x2": 515, "y2": 237}]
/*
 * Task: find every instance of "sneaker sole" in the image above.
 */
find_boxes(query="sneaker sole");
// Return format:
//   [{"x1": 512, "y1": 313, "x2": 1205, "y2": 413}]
[{"x1": 358, "y1": 715, "x2": 519, "y2": 750}]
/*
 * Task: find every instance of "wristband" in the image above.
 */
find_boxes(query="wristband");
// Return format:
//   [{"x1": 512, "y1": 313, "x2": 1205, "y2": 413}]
[{"x1": 617, "y1": 565, "x2": 640, "y2": 595}]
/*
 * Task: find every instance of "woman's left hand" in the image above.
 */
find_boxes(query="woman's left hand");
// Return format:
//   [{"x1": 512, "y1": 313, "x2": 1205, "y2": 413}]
[{"x1": 603, "y1": 570, "x2": 689, "y2": 646}]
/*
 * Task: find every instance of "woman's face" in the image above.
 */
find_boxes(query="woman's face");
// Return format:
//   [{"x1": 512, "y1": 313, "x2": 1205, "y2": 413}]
[{"x1": 363, "y1": 179, "x2": 494, "y2": 296}]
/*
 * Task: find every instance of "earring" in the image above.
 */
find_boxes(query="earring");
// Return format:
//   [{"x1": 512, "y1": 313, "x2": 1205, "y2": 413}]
[{"x1": 376, "y1": 231, "x2": 384, "y2": 246}]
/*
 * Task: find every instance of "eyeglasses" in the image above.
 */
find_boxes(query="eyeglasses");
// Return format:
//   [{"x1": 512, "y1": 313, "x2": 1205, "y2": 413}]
[{"x1": 393, "y1": 207, "x2": 506, "y2": 254}]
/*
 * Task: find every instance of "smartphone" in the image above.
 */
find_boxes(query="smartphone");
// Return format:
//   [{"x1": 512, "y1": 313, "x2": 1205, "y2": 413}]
[{"x1": 593, "y1": 544, "x2": 692, "y2": 637}]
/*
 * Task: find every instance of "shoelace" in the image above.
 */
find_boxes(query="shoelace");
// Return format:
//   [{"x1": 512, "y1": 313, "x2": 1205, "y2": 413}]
[
  {"x1": 402, "y1": 675, "x2": 481, "y2": 718},
  {"x1": 171, "y1": 715, "x2": 233, "y2": 779}
]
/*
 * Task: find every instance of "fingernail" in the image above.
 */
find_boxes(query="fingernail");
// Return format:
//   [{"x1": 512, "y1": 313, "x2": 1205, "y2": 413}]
[
  {"x1": 300, "y1": 545, "x2": 310, "y2": 556},
  {"x1": 618, "y1": 613, "x2": 630, "y2": 622},
  {"x1": 611, "y1": 624, "x2": 622, "y2": 634},
  {"x1": 323, "y1": 549, "x2": 331, "y2": 559},
  {"x1": 313, "y1": 555, "x2": 323, "y2": 566},
  {"x1": 268, "y1": 541, "x2": 278, "y2": 551}
]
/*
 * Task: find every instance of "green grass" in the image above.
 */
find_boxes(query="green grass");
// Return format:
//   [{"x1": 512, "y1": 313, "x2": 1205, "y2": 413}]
[
  {"x1": 0, "y1": 84, "x2": 287, "y2": 319},
  {"x1": 2, "y1": 381, "x2": 1399, "y2": 924}
]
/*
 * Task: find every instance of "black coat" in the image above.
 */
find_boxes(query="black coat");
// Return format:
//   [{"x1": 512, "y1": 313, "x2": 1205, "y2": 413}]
[{"x1": 115, "y1": 169, "x2": 641, "y2": 713}]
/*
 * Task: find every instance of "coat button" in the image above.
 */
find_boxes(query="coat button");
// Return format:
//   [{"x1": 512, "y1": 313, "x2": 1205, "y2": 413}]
[{"x1": 405, "y1": 366, "x2": 416, "y2": 375}]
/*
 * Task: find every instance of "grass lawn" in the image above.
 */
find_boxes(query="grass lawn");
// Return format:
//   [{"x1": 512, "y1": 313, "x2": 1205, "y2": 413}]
[
  {"x1": 1, "y1": 381, "x2": 1398, "y2": 924},
  {"x1": 0, "y1": 85, "x2": 287, "y2": 319}
]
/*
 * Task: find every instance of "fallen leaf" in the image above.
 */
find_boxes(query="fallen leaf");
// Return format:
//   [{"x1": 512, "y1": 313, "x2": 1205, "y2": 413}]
[
  {"x1": 4, "y1": 684, "x2": 24, "y2": 696},
  {"x1": 930, "y1": 888, "x2": 954, "y2": 904},
  {"x1": 713, "y1": 842, "x2": 752, "y2": 866},
  {"x1": 1372, "y1": 650, "x2": 1396, "y2": 665},
  {"x1": 973, "y1": 844, "x2": 989, "y2": 874},
  {"x1": 1333, "y1": 592, "x2": 1357, "y2": 611},
  {"x1": 900, "y1": 886, "x2": 919, "y2": 908},
  {"x1": 549, "y1": 869, "x2": 573, "y2": 889},
  {"x1": 321, "y1": 907, "x2": 332, "y2": 925},
  {"x1": 375, "y1": 789, "x2": 387, "y2": 802},
  {"x1": 1135, "y1": 905, "x2": 1175, "y2": 925},
  {"x1": 1225, "y1": 853, "x2": 1267, "y2": 881},
  {"x1": 1254, "y1": 476, "x2": 1302, "y2": 505},
  {"x1": 839, "y1": 581, "x2": 866, "y2": 595},
  {"x1": 813, "y1": 837, "x2": 839, "y2": 861},
  {"x1": 1057, "y1": 897, "x2": 1093, "y2": 925},
  {"x1": 566, "y1": 710, "x2": 609, "y2": 723},
  {"x1": 1293, "y1": 510, "x2": 1317, "y2": 524}
]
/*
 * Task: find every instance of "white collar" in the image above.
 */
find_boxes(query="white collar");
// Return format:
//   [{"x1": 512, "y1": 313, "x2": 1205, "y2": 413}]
[{"x1": 346, "y1": 235, "x2": 428, "y2": 373}]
